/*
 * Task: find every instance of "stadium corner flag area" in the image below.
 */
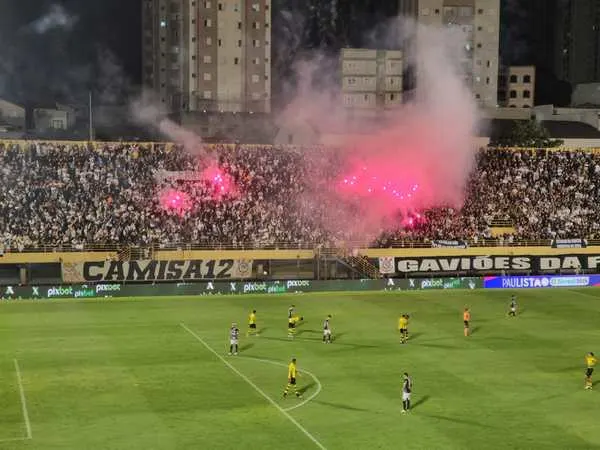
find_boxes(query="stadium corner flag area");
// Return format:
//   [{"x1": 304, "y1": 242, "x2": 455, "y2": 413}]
[{"x1": 2, "y1": 290, "x2": 600, "y2": 450}]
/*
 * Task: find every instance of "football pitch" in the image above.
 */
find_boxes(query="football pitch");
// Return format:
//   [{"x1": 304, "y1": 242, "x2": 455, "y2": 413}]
[{"x1": 1, "y1": 289, "x2": 600, "y2": 450}]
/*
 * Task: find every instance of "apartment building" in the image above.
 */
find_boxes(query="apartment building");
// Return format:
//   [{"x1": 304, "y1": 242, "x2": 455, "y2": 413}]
[
  {"x1": 340, "y1": 48, "x2": 403, "y2": 117},
  {"x1": 142, "y1": 0, "x2": 271, "y2": 114},
  {"x1": 498, "y1": 65, "x2": 535, "y2": 108},
  {"x1": 398, "y1": 0, "x2": 500, "y2": 108}
]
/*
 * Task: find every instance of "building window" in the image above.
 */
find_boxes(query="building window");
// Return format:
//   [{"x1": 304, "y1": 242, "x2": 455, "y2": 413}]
[
  {"x1": 204, "y1": 19, "x2": 212, "y2": 27},
  {"x1": 251, "y1": 92, "x2": 261, "y2": 100},
  {"x1": 218, "y1": 3, "x2": 223, "y2": 10},
  {"x1": 204, "y1": 72, "x2": 212, "y2": 81},
  {"x1": 477, "y1": 43, "x2": 482, "y2": 48},
  {"x1": 238, "y1": 39, "x2": 242, "y2": 47},
  {"x1": 390, "y1": 93, "x2": 395, "y2": 100},
  {"x1": 523, "y1": 90, "x2": 531, "y2": 98},
  {"x1": 252, "y1": 74, "x2": 260, "y2": 83},
  {"x1": 204, "y1": 1, "x2": 211, "y2": 7},
  {"x1": 253, "y1": 39, "x2": 261, "y2": 47},
  {"x1": 218, "y1": 39, "x2": 222, "y2": 46},
  {"x1": 253, "y1": 57, "x2": 260, "y2": 64},
  {"x1": 192, "y1": 55, "x2": 196, "y2": 60},
  {"x1": 203, "y1": 90, "x2": 212, "y2": 99},
  {"x1": 192, "y1": 37, "x2": 196, "y2": 42},
  {"x1": 435, "y1": 9, "x2": 440, "y2": 14},
  {"x1": 252, "y1": 3, "x2": 260, "y2": 11},
  {"x1": 421, "y1": 8, "x2": 430, "y2": 15},
  {"x1": 160, "y1": 20, "x2": 167, "y2": 28},
  {"x1": 234, "y1": 57, "x2": 239, "y2": 64},
  {"x1": 253, "y1": 22, "x2": 260, "y2": 30},
  {"x1": 234, "y1": 4, "x2": 239, "y2": 11},
  {"x1": 477, "y1": 26, "x2": 482, "y2": 31},
  {"x1": 192, "y1": 73, "x2": 197, "y2": 78},
  {"x1": 478, "y1": 8, "x2": 483, "y2": 14},
  {"x1": 524, "y1": 75, "x2": 531, "y2": 83},
  {"x1": 238, "y1": 22, "x2": 242, "y2": 29},
  {"x1": 486, "y1": 60, "x2": 491, "y2": 68},
  {"x1": 206, "y1": 37, "x2": 212, "y2": 45},
  {"x1": 203, "y1": 55, "x2": 212, "y2": 63},
  {"x1": 509, "y1": 90, "x2": 517, "y2": 98},
  {"x1": 510, "y1": 75, "x2": 517, "y2": 83},
  {"x1": 475, "y1": 94, "x2": 481, "y2": 99}
]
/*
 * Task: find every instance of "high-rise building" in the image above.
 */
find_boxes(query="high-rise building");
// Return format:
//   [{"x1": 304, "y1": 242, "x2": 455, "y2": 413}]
[
  {"x1": 554, "y1": 0, "x2": 600, "y2": 85},
  {"x1": 340, "y1": 49, "x2": 403, "y2": 117},
  {"x1": 142, "y1": 0, "x2": 271, "y2": 115},
  {"x1": 398, "y1": 0, "x2": 500, "y2": 108}
]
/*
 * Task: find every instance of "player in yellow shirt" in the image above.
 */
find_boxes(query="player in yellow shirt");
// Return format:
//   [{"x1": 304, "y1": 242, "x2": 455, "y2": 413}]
[
  {"x1": 585, "y1": 352, "x2": 597, "y2": 390},
  {"x1": 247, "y1": 310, "x2": 258, "y2": 336},
  {"x1": 398, "y1": 314, "x2": 409, "y2": 344},
  {"x1": 283, "y1": 358, "x2": 302, "y2": 398},
  {"x1": 287, "y1": 305, "x2": 303, "y2": 339}
]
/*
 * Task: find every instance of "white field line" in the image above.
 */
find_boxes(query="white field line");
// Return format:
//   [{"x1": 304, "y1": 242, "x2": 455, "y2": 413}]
[
  {"x1": 236, "y1": 355, "x2": 322, "y2": 412},
  {"x1": 180, "y1": 323, "x2": 327, "y2": 450},
  {"x1": 14, "y1": 359, "x2": 33, "y2": 440},
  {"x1": 0, "y1": 437, "x2": 29, "y2": 443}
]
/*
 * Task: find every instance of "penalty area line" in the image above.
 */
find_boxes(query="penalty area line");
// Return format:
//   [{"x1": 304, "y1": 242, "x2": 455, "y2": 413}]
[
  {"x1": 236, "y1": 355, "x2": 322, "y2": 412},
  {"x1": 180, "y1": 323, "x2": 328, "y2": 450},
  {"x1": 14, "y1": 359, "x2": 33, "y2": 440}
]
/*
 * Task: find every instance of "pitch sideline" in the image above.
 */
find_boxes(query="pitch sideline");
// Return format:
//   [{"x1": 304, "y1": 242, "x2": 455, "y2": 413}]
[
  {"x1": 0, "y1": 359, "x2": 33, "y2": 443},
  {"x1": 180, "y1": 322, "x2": 328, "y2": 450}
]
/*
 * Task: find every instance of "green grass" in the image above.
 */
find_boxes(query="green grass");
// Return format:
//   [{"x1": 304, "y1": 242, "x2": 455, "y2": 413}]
[{"x1": 1, "y1": 289, "x2": 600, "y2": 449}]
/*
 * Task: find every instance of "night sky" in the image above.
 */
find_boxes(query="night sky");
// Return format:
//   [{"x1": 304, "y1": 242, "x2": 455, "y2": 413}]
[
  {"x1": 0, "y1": 0, "x2": 141, "y2": 106},
  {"x1": 0, "y1": 0, "x2": 563, "y2": 108}
]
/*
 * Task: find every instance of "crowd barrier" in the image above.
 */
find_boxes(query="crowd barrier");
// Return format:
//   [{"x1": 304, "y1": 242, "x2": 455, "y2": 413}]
[{"x1": 2, "y1": 274, "x2": 599, "y2": 299}]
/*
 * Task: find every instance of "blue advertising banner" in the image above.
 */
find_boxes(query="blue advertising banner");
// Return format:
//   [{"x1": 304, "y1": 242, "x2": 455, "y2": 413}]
[{"x1": 484, "y1": 275, "x2": 600, "y2": 289}]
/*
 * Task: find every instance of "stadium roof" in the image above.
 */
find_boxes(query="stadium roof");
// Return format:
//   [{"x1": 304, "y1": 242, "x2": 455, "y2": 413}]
[{"x1": 479, "y1": 119, "x2": 600, "y2": 139}]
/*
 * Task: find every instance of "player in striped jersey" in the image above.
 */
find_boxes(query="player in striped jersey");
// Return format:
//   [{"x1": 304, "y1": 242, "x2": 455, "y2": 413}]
[
  {"x1": 228, "y1": 323, "x2": 239, "y2": 355},
  {"x1": 323, "y1": 315, "x2": 332, "y2": 343},
  {"x1": 401, "y1": 372, "x2": 413, "y2": 414},
  {"x1": 508, "y1": 295, "x2": 517, "y2": 317}
]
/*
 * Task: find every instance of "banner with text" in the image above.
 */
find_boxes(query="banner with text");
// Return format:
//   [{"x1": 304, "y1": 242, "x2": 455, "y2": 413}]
[
  {"x1": 551, "y1": 238, "x2": 587, "y2": 249},
  {"x1": 431, "y1": 240, "x2": 468, "y2": 249},
  {"x1": 484, "y1": 275, "x2": 600, "y2": 289},
  {"x1": 62, "y1": 259, "x2": 254, "y2": 282},
  {"x1": 393, "y1": 254, "x2": 600, "y2": 274},
  {"x1": 1, "y1": 277, "x2": 484, "y2": 300}
]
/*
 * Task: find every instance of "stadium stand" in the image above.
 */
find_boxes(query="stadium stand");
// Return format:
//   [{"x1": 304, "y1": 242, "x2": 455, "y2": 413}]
[{"x1": 1, "y1": 141, "x2": 600, "y2": 251}]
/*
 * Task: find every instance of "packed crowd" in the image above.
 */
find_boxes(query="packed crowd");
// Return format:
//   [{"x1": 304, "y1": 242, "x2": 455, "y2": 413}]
[{"x1": 1, "y1": 142, "x2": 600, "y2": 250}]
